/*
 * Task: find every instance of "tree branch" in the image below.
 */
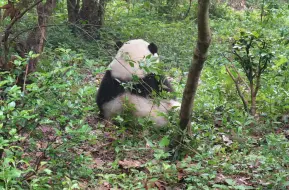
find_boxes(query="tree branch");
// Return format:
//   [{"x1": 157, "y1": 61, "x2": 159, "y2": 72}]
[
  {"x1": 231, "y1": 64, "x2": 250, "y2": 90},
  {"x1": 2, "y1": 0, "x2": 44, "y2": 64},
  {"x1": 5, "y1": 0, "x2": 43, "y2": 32},
  {"x1": 225, "y1": 65, "x2": 249, "y2": 113},
  {"x1": 222, "y1": 53, "x2": 250, "y2": 90}
]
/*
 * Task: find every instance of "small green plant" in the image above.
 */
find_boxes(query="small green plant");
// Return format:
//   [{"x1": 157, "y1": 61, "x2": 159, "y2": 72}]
[
  {"x1": 225, "y1": 30, "x2": 274, "y2": 116},
  {"x1": 0, "y1": 49, "x2": 96, "y2": 188}
]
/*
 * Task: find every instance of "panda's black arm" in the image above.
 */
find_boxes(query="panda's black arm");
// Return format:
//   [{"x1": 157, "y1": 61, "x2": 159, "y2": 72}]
[
  {"x1": 161, "y1": 76, "x2": 174, "y2": 93},
  {"x1": 133, "y1": 74, "x2": 175, "y2": 98},
  {"x1": 96, "y1": 70, "x2": 125, "y2": 110}
]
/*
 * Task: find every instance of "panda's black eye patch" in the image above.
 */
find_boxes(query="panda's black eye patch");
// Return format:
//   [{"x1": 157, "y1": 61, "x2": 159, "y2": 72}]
[{"x1": 148, "y1": 42, "x2": 158, "y2": 54}]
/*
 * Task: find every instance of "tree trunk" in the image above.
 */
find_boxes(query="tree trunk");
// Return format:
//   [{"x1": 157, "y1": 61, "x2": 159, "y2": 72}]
[
  {"x1": 179, "y1": 0, "x2": 211, "y2": 131},
  {"x1": 67, "y1": 0, "x2": 108, "y2": 32},
  {"x1": 171, "y1": 0, "x2": 211, "y2": 158},
  {"x1": 26, "y1": 0, "x2": 56, "y2": 73},
  {"x1": 250, "y1": 82, "x2": 256, "y2": 116},
  {"x1": 67, "y1": 0, "x2": 80, "y2": 23}
]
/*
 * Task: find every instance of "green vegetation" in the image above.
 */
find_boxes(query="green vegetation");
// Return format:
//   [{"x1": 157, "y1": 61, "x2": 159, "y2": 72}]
[{"x1": 1, "y1": 0, "x2": 289, "y2": 189}]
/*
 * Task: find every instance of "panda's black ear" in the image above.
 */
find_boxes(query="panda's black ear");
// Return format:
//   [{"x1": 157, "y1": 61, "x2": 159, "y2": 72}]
[
  {"x1": 148, "y1": 42, "x2": 158, "y2": 54},
  {"x1": 115, "y1": 41, "x2": 123, "y2": 51}
]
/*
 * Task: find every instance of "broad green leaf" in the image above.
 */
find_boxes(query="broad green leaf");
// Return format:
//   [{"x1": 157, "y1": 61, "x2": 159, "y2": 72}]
[{"x1": 159, "y1": 136, "x2": 170, "y2": 147}]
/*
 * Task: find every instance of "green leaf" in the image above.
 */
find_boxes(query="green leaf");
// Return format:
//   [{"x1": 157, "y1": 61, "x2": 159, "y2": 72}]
[
  {"x1": 115, "y1": 146, "x2": 120, "y2": 153},
  {"x1": 162, "y1": 162, "x2": 170, "y2": 170},
  {"x1": 8, "y1": 168, "x2": 22, "y2": 179},
  {"x1": 9, "y1": 128, "x2": 17, "y2": 135},
  {"x1": 145, "y1": 137, "x2": 154, "y2": 148},
  {"x1": 283, "y1": 181, "x2": 289, "y2": 187},
  {"x1": 8, "y1": 101, "x2": 16, "y2": 109},
  {"x1": 225, "y1": 178, "x2": 235, "y2": 185},
  {"x1": 0, "y1": 80, "x2": 8, "y2": 87},
  {"x1": 212, "y1": 184, "x2": 229, "y2": 189},
  {"x1": 44, "y1": 169, "x2": 52, "y2": 175},
  {"x1": 275, "y1": 56, "x2": 287, "y2": 67},
  {"x1": 129, "y1": 61, "x2": 135, "y2": 67},
  {"x1": 159, "y1": 136, "x2": 170, "y2": 147}
]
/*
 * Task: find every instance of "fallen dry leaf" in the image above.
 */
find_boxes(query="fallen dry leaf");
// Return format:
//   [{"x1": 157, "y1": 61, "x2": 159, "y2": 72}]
[
  {"x1": 118, "y1": 159, "x2": 142, "y2": 169},
  {"x1": 154, "y1": 180, "x2": 167, "y2": 190},
  {"x1": 177, "y1": 169, "x2": 186, "y2": 181}
]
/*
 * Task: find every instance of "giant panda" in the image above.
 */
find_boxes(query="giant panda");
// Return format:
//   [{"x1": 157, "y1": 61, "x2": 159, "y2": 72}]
[{"x1": 96, "y1": 39, "x2": 180, "y2": 126}]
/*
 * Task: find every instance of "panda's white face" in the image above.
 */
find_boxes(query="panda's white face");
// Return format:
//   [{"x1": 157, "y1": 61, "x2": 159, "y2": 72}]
[
  {"x1": 102, "y1": 92, "x2": 180, "y2": 127},
  {"x1": 109, "y1": 39, "x2": 159, "y2": 81}
]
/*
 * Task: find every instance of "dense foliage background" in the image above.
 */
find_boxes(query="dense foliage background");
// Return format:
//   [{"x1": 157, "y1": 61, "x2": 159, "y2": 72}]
[{"x1": 1, "y1": 0, "x2": 289, "y2": 189}]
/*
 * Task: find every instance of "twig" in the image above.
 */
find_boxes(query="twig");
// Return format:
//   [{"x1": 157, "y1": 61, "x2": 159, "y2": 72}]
[
  {"x1": 4, "y1": 0, "x2": 43, "y2": 35},
  {"x1": 183, "y1": 0, "x2": 193, "y2": 19},
  {"x1": 225, "y1": 65, "x2": 249, "y2": 113},
  {"x1": 22, "y1": 151, "x2": 45, "y2": 181},
  {"x1": 2, "y1": 0, "x2": 44, "y2": 63},
  {"x1": 231, "y1": 64, "x2": 250, "y2": 90},
  {"x1": 222, "y1": 53, "x2": 250, "y2": 90},
  {"x1": 22, "y1": 62, "x2": 29, "y2": 93},
  {"x1": 22, "y1": 137, "x2": 63, "y2": 181}
]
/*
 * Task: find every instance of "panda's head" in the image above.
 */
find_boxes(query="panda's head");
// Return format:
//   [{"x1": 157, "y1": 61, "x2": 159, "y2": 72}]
[{"x1": 109, "y1": 39, "x2": 159, "y2": 81}]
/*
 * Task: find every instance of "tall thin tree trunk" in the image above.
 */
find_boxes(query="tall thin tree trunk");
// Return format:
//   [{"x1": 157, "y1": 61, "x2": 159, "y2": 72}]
[
  {"x1": 26, "y1": 0, "x2": 56, "y2": 73},
  {"x1": 67, "y1": 0, "x2": 80, "y2": 23},
  {"x1": 67, "y1": 0, "x2": 108, "y2": 33},
  {"x1": 250, "y1": 82, "x2": 256, "y2": 116},
  {"x1": 179, "y1": 0, "x2": 211, "y2": 131},
  {"x1": 171, "y1": 0, "x2": 211, "y2": 157}
]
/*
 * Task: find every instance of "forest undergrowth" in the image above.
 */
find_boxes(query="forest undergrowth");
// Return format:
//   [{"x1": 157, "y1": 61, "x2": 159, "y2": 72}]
[{"x1": 1, "y1": 1, "x2": 289, "y2": 189}]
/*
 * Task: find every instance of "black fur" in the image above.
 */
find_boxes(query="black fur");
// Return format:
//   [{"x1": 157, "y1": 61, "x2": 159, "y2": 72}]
[
  {"x1": 96, "y1": 40, "x2": 172, "y2": 119},
  {"x1": 131, "y1": 74, "x2": 173, "y2": 97},
  {"x1": 96, "y1": 70, "x2": 125, "y2": 117},
  {"x1": 96, "y1": 71, "x2": 174, "y2": 118},
  {"x1": 115, "y1": 41, "x2": 123, "y2": 51},
  {"x1": 148, "y1": 43, "x2": 158, "y2": 54}
]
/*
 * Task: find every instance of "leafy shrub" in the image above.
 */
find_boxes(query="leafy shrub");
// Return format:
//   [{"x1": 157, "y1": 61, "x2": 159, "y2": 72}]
[{"x1": 0, "y1": 49, "x2": 97, "y2": 188}]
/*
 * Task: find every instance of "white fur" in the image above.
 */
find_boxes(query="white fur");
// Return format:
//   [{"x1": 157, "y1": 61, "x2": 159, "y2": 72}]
[
  {"x1": 102, "y1": 93, "x2": 180, "y2": 127},
  {"x1": 102, "y1": 39, "x2": 179, "y2": 126},
  {"x1": 109, "y1": 39, "x2": 159, "y2": 81}
]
